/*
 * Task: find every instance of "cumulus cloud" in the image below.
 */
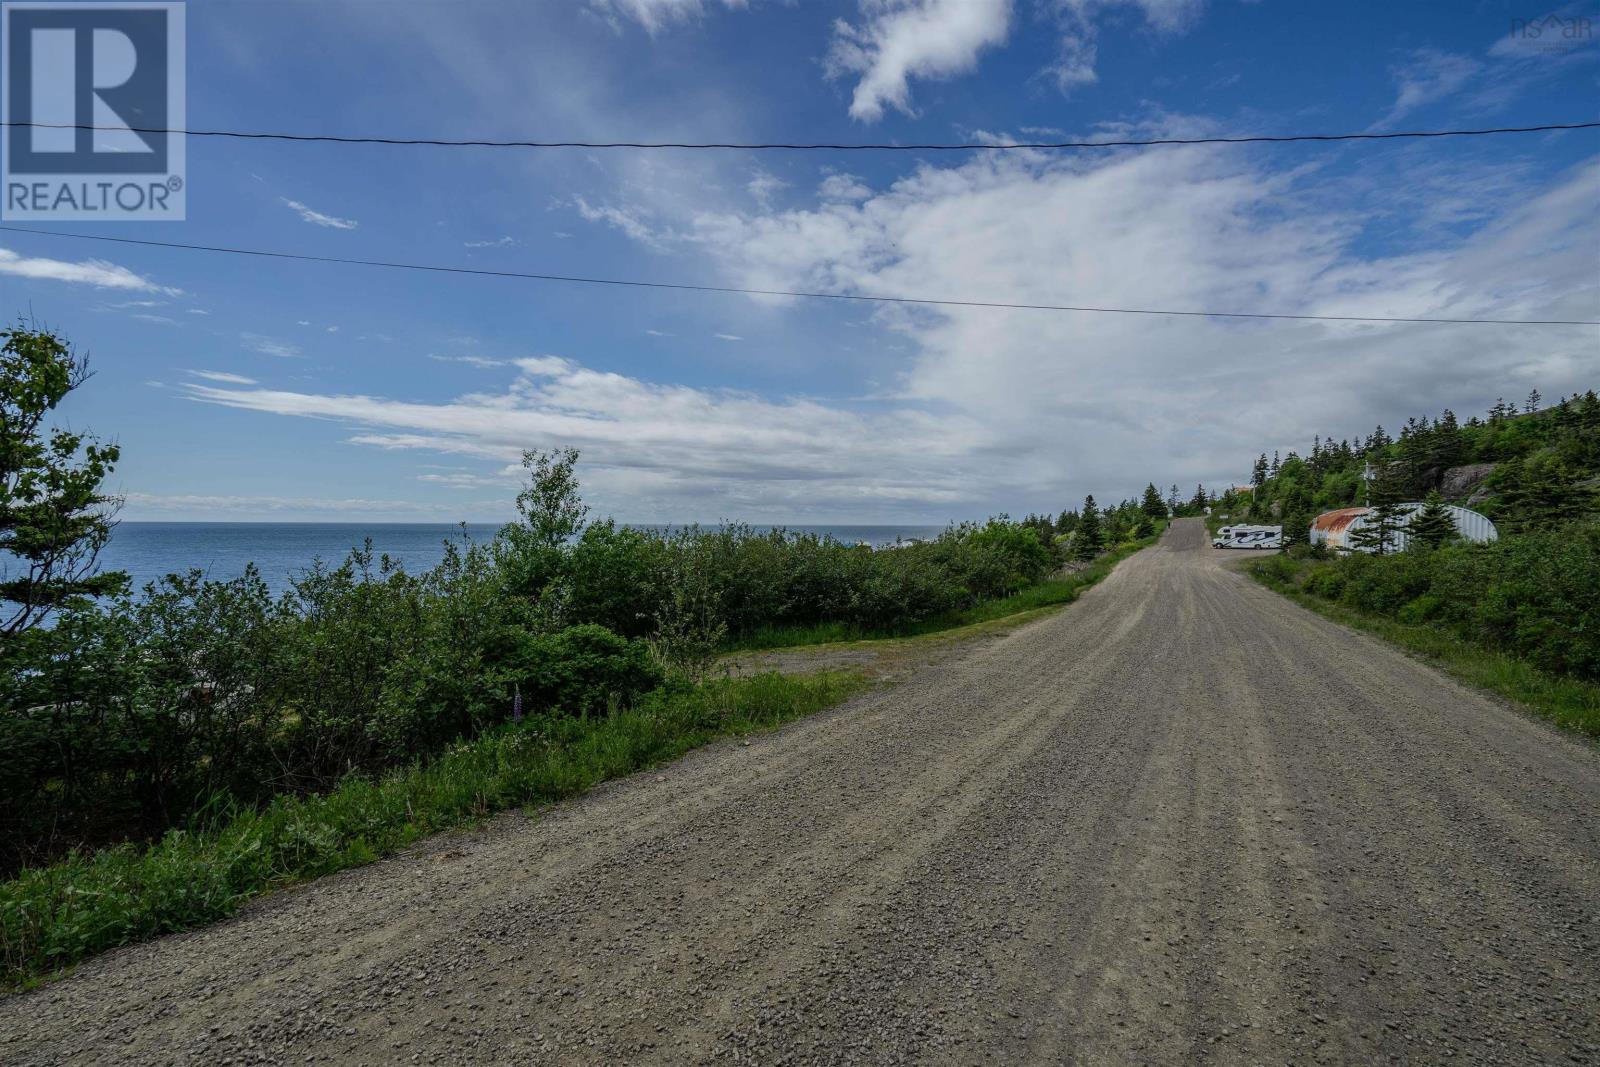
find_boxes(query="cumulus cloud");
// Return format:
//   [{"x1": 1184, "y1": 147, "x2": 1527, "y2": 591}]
[
  {"x1": 175, "y1": 132, "x2": 1600, "y2": 520},
  {"x1": 585, "y1": 142, "x2": 1600, "y2": 510},
  {"x1": 0, "y1": 248, "x2": 179, "y2": 294},
  {"x1": 281, "y1": 198, "x2": 359, "y2": 230},
  {"x1": 827, "y1": 0, "x2": 1013, "y2": 122}
]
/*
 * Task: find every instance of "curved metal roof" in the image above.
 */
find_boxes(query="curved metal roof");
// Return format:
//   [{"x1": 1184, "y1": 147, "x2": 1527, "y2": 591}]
[{"x1": 1311, "y1": 507, "x2": 1370, "y2": 534}]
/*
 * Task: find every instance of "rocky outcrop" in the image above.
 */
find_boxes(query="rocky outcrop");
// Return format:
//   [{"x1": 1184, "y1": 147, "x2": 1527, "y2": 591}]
[{"x1": 1440, "y1": 463, "x2": 1496, "y2": 503}]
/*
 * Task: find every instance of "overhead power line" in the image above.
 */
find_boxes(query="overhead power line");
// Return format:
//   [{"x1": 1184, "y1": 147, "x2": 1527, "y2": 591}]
[
  {"x1": 1, "y1": 120, "x2": 1597, "y2": 152},
  {"x1": 1, "y1": 226, "x2": 1595, "y2": 327}
]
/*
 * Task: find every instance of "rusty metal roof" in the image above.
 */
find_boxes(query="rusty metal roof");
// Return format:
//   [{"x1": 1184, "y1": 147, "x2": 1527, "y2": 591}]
[{"x1": 1311, "y1": 507, "x2": 1370, "y2": 534}]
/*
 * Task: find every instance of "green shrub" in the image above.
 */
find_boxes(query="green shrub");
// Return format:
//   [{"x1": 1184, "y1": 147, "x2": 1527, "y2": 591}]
[
  {"x1": 1303, "y1": 566, "x2": 1346, "y2": 599},
  {"x1": 1290, "y1": 521, "x2": 1600, "y2": 682},
  {"x1": 0, "y1": 670, "x2": 869, "y2": 989},
  {"x1": 507, "y1": 624, "x2": 662, "y2": 716}
]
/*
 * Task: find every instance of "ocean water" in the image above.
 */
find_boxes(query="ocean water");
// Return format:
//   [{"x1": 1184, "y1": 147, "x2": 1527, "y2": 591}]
[{"x1": 100, "y1": 522, "x2": 950, "y2": 598}]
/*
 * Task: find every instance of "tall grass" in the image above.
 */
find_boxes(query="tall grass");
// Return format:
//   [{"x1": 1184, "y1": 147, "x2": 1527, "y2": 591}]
[{"x1": 0, "y1": 670, "x2": 869, "y2": 991}]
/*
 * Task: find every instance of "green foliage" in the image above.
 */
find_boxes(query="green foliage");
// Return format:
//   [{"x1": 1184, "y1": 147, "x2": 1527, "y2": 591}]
[
  {"x1": 1232, "y1": 389, "x2": 1600, "y2": 531},
  {"x1": 0, "y1": 324, "x2": 127, "y2": 636},
  {"x1": 508, "y1": 624, "x2": 662, "y2": 716},
  {"x1": 1257, "y1": 521, "x2": 1600, "y2": 682},
  {"x1": 0, "y1": 450, "x2": 1075, "y2": 875},
  {"x1": 1349, "y1": 463, "x2": 1408, "y2": 555},
  {"x1": 0, "y1": 670, "x2": 871, "y2": 989},
  {"x1": 1073, "y1": 495, "x2": 1105, "y2": 560},
  {"x1": 1249, "y1": 560, "x2": 1600, "y2": 740},
  {"x1": 1407, "y1": 491, "x2": 1458, "y2": 549},
  {"x1": 1141, "y1": 483, "x2": 1167, "y2": 521}
]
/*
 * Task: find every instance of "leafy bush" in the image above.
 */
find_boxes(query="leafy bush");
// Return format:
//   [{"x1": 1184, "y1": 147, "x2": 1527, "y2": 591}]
[
  {"x1": 0, "y1": 670, "x2": 870, "y2": 989},
  {"x1": 0, "y1": 448, "x2": 1098, "y2": 876},
  {"x1": 507, "y1": 624, "x2": 661, "y2": 716},
  {"x1": 1284, "y1": 521, "x2": 1600, "y2": 681}
]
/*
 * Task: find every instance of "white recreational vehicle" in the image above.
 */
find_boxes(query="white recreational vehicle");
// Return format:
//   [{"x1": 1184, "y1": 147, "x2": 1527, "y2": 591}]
[{"x1": 1212, "y1": 525, "x2": 1283, "y2": 550}]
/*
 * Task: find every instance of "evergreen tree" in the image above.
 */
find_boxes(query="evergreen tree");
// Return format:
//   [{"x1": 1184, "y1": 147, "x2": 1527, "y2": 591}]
[
  {"x1": 1140, "y1": 482, "x2": 1167, "y2": 521},
  {"x1": 1496, "y1": 455, "x2": 1597, "y2": 531},
  {"x1": 1350, "y1": 464, "x2": 1407, "y2": 555},
  {"x1": 1189, "y1": 484, "x2": 1208, "y2": 514},
  {"x1": 1407, "y1": 490, "x2": 1457, "y2": 549},
  {"x1": 1073, "y1": 495, "x2": 1104, "y2": 561},
  {"x1": 1, "y1": 324, "x2": 127, "y2": 636},
  {"x1": 1251, "y1": 454, "x2": 1268, "y2": 488},
  {"x1": 1525, "y1": 389, "x2": 1541, "y2": 414}
]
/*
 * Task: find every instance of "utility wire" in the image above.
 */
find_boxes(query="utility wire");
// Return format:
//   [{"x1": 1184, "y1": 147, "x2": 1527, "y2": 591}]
[
  {"x1": 1, "y1": 226, "x2": 1595, "y2": 326},
  {"x1": 2, "y1": 120, "x2": 1597, "y2": 152}
]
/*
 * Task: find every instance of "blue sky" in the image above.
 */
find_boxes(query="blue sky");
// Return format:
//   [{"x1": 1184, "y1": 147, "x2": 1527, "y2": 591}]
[{"x1": 3, "y1": 0, "x2": 1597, "y2": 523}]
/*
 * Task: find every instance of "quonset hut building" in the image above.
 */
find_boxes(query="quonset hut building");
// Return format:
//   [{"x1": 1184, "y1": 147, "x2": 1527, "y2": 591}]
[{"x1": 1309, "y1": 503, "x2": 1499, "y2": 553}]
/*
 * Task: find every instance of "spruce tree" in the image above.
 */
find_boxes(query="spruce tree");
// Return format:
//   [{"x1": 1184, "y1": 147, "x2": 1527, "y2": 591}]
[
  {"x1": 1351, "y1": 464, "x2": 1407, "y2": 555},
  {"x1": 1073, "y1": 495, "x2": 1104, "y2": 561},
  {"x1": 1407, "y1": 491, "x2": 1458, "y2": 549},
  {"x1": 1141, "y1": 483, "x2": 1167, "y2": 521}
]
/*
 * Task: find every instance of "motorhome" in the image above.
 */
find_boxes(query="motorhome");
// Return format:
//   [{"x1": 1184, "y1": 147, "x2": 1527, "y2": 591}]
[{"x1": 1213, "y1": 525, "x2": 1282, "y2": 549}]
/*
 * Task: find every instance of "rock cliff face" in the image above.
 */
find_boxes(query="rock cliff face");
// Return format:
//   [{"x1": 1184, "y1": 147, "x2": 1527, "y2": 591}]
[{"x1": 1440, "y1": 463, "x2": 1496, "y2": 503}]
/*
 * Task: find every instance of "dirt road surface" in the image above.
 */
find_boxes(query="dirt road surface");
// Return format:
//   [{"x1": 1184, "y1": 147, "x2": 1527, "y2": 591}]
[{"x1": 4, "y1": 519, "x2": 1597, "y2": 1066}]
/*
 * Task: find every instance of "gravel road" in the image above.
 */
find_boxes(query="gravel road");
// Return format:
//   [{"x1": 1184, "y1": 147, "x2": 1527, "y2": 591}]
[{"x1": 4, "y1": 519, "x2": 1597, "y2": 1066}]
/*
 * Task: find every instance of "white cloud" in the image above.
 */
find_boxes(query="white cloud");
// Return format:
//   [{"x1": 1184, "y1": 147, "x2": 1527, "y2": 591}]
[
  {"x1": 187, "y1": 308, "x2": 210, "y2": 316},
  {"x1": 591, "y1": 141, "x2": 1600, "y2": 510},
  {"x1": 714, "y1": 333, "x2": 743, "y2": 341},
  {"x1": 242, "y1": 333, "x2": 302, "y2": 359},
  {"x1": 429, "y1": 354, "x2": 508, "y2": 368},
  {"x1": 464, "y1": 236, "x2": 518, "y2": 248},
  {"x1": 417, "y1": 471, "x2": 515, "y2": 489},
  {"x1": 645, "y1": 329, "x2": 671, "y2": 336},
  {"x1": 189, "y1": 370, "x2": 258, "y2": 385},
  {"x1": 281, "y1": 198, "x2": 359, "y2": 230},
  {"x1": 123, "y1": 492, "x2": 453, "y2": 517},
  {"x1": 827, "y1": 0, "x2": 1014, "y2": 122},
  {"x1": 1378, "y1": 47, "x2": 1481, "y2": 127},
  {"x1": 0, "y1": 248, "x2": 179, "y2": 294},
  {"x1": 587, "y1": 0, "x2": 750, "y2": 34},
  {"x1": 747, "y1": 171, "x2": 787, "y2": 207},
  {"x1": 572, "y1": 195, "x2": 667, "y2": 248},
  {"x1": 180, "y1": 354, "x2": 984, "y2": 520},
  {"x1": 1045, "y1": 0, "x2": 1205, "y2": 94}
]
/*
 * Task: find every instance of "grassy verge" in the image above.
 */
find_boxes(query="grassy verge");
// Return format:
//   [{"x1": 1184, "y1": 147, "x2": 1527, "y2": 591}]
[
  {"x1": 732, "y1": 535, "x2": 1158, "y2": 652},
  {"x1": 0, "y1": 670, "x2": 871, "y2": 992},
  {"x1": 1248, "y1": 563, "x2": 1600, "y2": 738}
]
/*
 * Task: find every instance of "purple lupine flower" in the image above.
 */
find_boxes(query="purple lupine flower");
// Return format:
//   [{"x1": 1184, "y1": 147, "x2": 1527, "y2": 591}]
[{"x1": 512, "y1": 684, "x2": 523, "y2": 724}]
